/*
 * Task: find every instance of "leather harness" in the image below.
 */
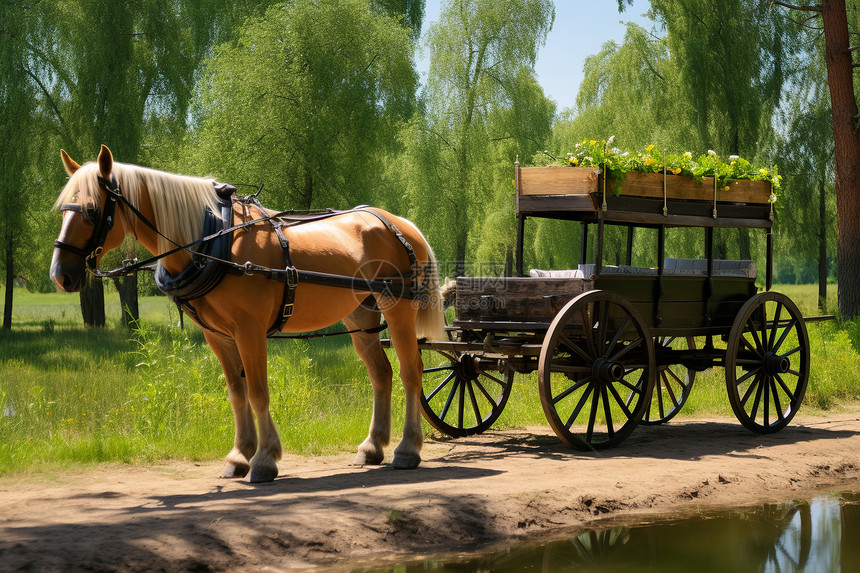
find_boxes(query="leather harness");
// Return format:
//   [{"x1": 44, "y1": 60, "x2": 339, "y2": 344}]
[{"x1": 57, "y1": 177, "x2": 429, "y2": 337}]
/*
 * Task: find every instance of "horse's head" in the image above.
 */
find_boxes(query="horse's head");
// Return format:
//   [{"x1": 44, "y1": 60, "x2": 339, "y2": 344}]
[{"x1": 50, "y1": 145, "x2": 128, "y2": 292}]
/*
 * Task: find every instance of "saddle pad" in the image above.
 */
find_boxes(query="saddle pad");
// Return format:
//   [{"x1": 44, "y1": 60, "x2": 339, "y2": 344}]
[{"x1": 154, "y1": 186, "x2": 234, "y2": 303}]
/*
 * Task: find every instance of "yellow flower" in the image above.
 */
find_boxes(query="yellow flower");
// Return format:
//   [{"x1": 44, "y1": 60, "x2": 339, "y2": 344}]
[
  {"x1": 569, "y1": 157, "x2": 579, "y2": 166},
  {"x1": 589, "y1": 140, "x2": 597, "y2": 145},
  {"x1": 646, "y1": 144, "x2": 655, "y2": 152},
  {"x1": 672, "y1": 167, "x2": 682, "y2": 175},
  {"x1": 724, "y1": 185, "x2": 730, "y2": 191},
  {"x1": 759, "y1": 168, "x2": 769, "y2": 175},
  {"x1": 644, "y1": 157, "x2": 655, "y2": 166}
]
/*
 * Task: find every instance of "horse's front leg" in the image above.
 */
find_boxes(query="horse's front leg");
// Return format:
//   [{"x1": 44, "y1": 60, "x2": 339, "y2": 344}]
[
  {"x1": 344, "y1": 306, "x2": 392, "y2": 465},
  {"x1": 203, "y1": 331, "x2": 257, "y2": 478},
  {"x1": 235, "y1": 329, "x2": 282, "y2": 482}
]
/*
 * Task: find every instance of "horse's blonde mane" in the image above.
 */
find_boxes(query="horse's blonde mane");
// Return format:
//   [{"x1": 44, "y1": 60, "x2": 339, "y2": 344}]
[{"x1": 54, "y1": 162, "x2": 222, "y2": 264}]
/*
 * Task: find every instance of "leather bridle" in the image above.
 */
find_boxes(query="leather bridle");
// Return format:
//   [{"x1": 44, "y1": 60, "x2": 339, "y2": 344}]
[{"x1": 53, "y1": 174, "x2": 121, "y2": 271}]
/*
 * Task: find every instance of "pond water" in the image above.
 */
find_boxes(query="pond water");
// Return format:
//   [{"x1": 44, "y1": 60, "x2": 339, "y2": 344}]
[{"x1": 355, "y1": 493, "x2": 859, "y2": 573}]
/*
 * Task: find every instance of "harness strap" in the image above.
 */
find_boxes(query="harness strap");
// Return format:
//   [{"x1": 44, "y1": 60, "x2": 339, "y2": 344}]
[{"x1": 266, "y1": 224, "x2": 299, "y2": 337}]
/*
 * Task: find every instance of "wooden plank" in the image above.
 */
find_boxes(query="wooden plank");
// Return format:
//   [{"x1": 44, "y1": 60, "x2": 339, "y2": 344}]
[
  {"x1": 517, "y1": 194, "x2": 596, "y2": 216},
  {"x1": 518, "y1": 166, "x2": 599, "y2": 196},
  {"x1": 455, "y1": 277, "x2": 595, "y2": 322},
  {"x1": 616, "y1": 172, "x2": 772, "y2": 204}
]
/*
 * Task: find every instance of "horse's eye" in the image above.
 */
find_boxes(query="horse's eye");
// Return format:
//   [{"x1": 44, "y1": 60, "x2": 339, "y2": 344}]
[{"x1": 84, "y1": 204, "x2": 98, "y2": 224}]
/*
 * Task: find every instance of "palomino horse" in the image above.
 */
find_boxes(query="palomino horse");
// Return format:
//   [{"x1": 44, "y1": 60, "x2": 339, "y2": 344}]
[{"x1": 50, "y1": 145, "x2": 445, "y2": 482}]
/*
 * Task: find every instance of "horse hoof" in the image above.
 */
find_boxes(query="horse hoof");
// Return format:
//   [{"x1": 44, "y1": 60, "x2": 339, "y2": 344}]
[
  {"x1": 351, "y1": 450, "x2": 384, "y2": 466},
  {"x1": 219, "y1": 462, "x2": 250, "y2": 479},
  {"x1": 246, "y1": 466, "x2": 279, "y2": 483},
  {"x1": 391, "y1": 453, "x2": 420, "y2": 470}
]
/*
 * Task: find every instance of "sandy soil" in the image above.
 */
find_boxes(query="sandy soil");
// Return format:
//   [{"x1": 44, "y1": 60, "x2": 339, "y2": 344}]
[{"x1": 1, "y1": 408, "x2": 859, "y2": 572}]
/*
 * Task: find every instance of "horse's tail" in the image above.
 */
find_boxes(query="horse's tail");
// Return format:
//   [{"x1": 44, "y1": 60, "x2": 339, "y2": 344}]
[{"x1": 415, "y1": 245, "x2": 447, "y2": 342}]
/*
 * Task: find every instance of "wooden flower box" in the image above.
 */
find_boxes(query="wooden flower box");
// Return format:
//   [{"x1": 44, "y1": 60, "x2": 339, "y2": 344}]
[{"x1": 515, "y1": 164, "x2": 773, "y2": 228}]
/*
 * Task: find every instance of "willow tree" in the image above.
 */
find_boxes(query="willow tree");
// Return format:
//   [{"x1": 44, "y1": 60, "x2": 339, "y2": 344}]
[
  {"x1": 28, "y1": 0, "x2": 280, "y2": 326},
  {"x1": 413, "y1": 0, "x2": 555, "y2": 274},
  {"x1": 192, "y1": 0, "x2": 417, "y2": 210},
  {"x1": 0, "y1": 5, "x2": 38, "y2": 329}
]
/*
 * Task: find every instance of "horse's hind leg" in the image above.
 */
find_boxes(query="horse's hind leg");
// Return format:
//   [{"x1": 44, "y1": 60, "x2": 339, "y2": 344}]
[
  {"x1": 203, "y1": 330, "x2": 257, "y2": 478},
  {"x1": 382, "y1": 301, "x2": 424, "y2": 469},
  {"x1": 344, "y1": 300, "x2": 392, "y2": 465}
]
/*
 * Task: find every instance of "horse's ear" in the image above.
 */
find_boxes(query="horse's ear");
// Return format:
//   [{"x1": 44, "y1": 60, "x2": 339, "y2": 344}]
[
  {"x1": 97, "y1": 145, "x2": 113, "y2": 179},
  {"x1": 60, "y1": 149, "x2": 81, "y2": 176}
]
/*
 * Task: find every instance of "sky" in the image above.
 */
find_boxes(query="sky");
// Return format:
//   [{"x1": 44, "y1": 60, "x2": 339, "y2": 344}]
[{"x1": 416, "y1": 0, "x2": 655, "y2": 112}]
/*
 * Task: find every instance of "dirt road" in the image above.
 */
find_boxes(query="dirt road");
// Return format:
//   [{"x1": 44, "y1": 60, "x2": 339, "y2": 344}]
[{"x1": 2, "y1": 408, "x2": 859, "y2": 572}]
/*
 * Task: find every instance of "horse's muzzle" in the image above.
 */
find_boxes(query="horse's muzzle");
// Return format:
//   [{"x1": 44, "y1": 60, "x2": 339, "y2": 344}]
[{"x1": 50, "y1": 249, "x2": 87, "y2": 292}]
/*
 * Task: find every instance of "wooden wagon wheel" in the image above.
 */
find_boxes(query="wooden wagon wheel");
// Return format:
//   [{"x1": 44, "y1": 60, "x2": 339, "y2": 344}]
[
  {"x1": 538, "y1": 290, "x2": 655, "y2": 450},
  {"x1": 725, "y1": 291, "x2": 810, "y2": 433},
  {"x1": 641, "y1": 336, "x2": 696, "y2": 425},
  {"x1": 420, "y1": 349, "x2": 513, "y2": 437}
]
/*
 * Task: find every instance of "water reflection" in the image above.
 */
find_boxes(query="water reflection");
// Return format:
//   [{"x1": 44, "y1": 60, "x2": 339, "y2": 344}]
[{"x1": 356, "y1": 493, "x2": 859, "y2": 573}]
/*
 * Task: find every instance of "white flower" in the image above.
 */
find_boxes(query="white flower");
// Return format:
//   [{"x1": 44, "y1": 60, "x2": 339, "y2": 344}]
[
  {"x1": 607, "y1": 135, "x2": 616, "y2": 145},
  {"x1": 729, "y1": 155, "x2": 740, "y2": 161},
  {"x1": 708, "y1": 149, "x2": 717, "y2": 157}
]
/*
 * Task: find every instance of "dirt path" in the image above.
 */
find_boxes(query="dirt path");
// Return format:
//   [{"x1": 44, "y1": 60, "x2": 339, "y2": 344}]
[{"x1": 2, "y1": 408, "x2": 860, "y2": 572}]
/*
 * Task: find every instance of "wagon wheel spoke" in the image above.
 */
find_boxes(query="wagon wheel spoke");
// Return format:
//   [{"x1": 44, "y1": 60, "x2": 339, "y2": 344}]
[
  {"x1": 738, "y1": 334, "x2": 763, "y2": 358},
  {"x1": 735, "y1": 366, "x2": 759, "y2": 388},
  {"x1": 424, "y1": 364, "x2": 455, "y2": 374},
  {"x1": 747, "y1": 316, "x2": 765, "y2": 355},
  {"x1": 606, "y1": 314, "x2": 632, "y2": 357},
  {"x1": 585, "y1": 387, "x2": 600, "y2": 442},
  {"x1": 439, "y1": 378, "x2": 460, "y2": 423},
  {"x1": 472, "y1": 377, "x2": 496, "y2": 405},
  {"x1": 768, "y1": 302, "x2": 783, "y2": 349},
  {"x1": 740, "y1": 371, "x2": 762, "y2": 408},
  {"x1": 466, "y1": 382, "x2": 482, "y2": 429},
  {"x1": 564, "y1": 384, "x2": 594, "y2": 430},
  {"x1": 601, "y1": 385, "x2": 615, "y2": 439},
  {"x1": 769, "y1": 378, "x2": 784, "y2": 422},
  {"x1": 662, "y1": 368, "x2": 682, "y2": 408},
  {"x1": 609, "y1": 337, "x2": 643, "y2": 363},
  {"x1": 426, "y1": 371, "x2": 456, "y2": 402},
  {"x1": 596, "y1": 300, "x2": 610, "y2": 354},
  {"x1": 560, "y1": 333, "x2": 593, "y2": 363},
  {"x1": 457, "y1": 376, "x2": 466, "y2": 429},
  {"x1": 553, "y1": 378, "x2": 592, "y2": 405},
  {"x1": 606, "y1": 381, "x2": 633, "y2": 419},
  {"x1": 772, "y1": 319, "x2": 798, "y2": 353},
  {"x1": 774, "y1": 373, "x2": 796, "y2": 403}
]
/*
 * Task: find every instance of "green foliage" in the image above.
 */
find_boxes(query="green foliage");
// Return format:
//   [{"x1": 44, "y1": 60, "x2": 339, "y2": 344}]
[
  {"x1": 563, "y1": 138, "x2": 782, "y2": 199},
  {"x1": 405, "y1": 0, "x2": 555, "y2": 270},
  {"x1": 191, "y1": 0, "x2": 417, "y2": 210}
]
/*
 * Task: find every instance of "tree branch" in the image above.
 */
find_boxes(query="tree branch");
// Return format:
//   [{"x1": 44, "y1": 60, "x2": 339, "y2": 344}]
[{"x1": 772, "y1": 1, "x2": 822, "y2": 13}]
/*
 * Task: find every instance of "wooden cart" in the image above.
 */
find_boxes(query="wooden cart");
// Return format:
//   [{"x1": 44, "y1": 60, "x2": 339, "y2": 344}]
[{"x1": 414, "y1": 163, "x2": 823, "y2": 451}]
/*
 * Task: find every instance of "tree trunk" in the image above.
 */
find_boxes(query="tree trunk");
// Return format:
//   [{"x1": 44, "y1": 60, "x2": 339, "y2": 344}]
[
  {"x1": 2, "y1": 231, "x2": 12, "y2": 330},
  {"x1": 818, "y1": 176, "x2": 828, "y2": 310},
  {"x1": 80, "y1": 276, "x2": 106, "y2": 327},
  {"x1": 112, "y1": 273, "x2": 139, "y2": 328},
  {"x1": 735, "y1": 228, "x2": 752, "y2": 261},
  {"x1": 822, "y1": 0, "x2": 860, "y2": 318}
]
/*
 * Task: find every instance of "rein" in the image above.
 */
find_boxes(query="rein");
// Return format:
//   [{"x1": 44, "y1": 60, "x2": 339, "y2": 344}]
[{"x1": 59, "y1": 175, "x2": 430, "y2": 301}]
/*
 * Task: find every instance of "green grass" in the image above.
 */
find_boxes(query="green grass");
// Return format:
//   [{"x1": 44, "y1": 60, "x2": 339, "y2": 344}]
[{"x1": 0, "y1": 283, "x2": 858, "y2": 475}]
